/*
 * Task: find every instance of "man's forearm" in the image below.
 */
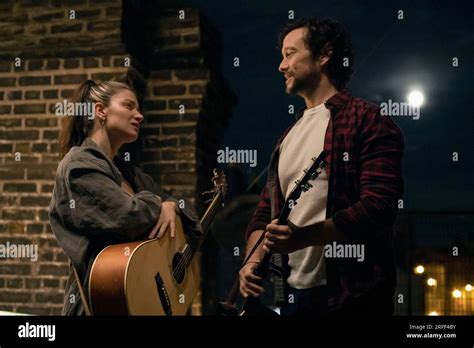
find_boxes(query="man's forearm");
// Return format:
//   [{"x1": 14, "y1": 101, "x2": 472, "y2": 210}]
[
  {"x1": 303, "y1": 218, "x2": 346, "y2": 246},
  {"x1": 245, "y1": 230, "x2": 267, "y2": 262}
]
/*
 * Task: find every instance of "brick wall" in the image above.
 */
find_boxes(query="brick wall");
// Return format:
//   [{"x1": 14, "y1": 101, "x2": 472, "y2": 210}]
[{"x1": 0, "y1": 0, "x2": 235, "y2": 315}]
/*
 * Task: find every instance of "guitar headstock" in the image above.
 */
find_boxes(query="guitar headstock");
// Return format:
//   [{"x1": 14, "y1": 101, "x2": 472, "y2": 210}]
[
  {"x1": 202, "y1": 169, "x2": 227, "y2": 205},
  {"x1": 211, "y1": 169, "x2": 227, "y2": 198},
  {"x1": 287, "y1": 150, "x2": 328, "y2": 204}
]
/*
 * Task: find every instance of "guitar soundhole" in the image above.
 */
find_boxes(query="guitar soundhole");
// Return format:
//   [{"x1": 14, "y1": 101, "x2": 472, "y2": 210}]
[{"x1": 172, "y1": 253, "x2": 185, "y2": 284}]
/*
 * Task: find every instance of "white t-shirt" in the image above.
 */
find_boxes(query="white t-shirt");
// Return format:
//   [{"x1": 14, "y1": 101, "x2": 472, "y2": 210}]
[{"x1": 278, "y1": 103, "x2": 330, "y2": 289}]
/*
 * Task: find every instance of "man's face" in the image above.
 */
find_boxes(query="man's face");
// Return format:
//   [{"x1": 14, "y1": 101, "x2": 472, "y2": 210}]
[{"x1": 278, "y1": 27, "x2": 321, "y2": 95}]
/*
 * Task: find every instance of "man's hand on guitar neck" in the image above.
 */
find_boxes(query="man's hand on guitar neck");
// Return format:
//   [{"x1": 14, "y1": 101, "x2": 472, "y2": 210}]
[
  {"x1": 263, "y1": 218, "x2": 345, "y2": 254},
  {"x1": 148, "y1": 200, "x2": 179, "y2": 239}
]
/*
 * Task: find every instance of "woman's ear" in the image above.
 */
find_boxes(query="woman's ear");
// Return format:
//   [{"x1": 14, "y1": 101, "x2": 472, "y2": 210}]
[{"x1": 94, "y1": 102, "x2": 106, "y2": 121}]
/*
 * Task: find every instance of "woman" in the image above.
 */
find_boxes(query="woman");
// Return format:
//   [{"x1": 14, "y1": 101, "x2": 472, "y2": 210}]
[{"x1": 49, "y1": 80, "x2": 201, "y2": 315}]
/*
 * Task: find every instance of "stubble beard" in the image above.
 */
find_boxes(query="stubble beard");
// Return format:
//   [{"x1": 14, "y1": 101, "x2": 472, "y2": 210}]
[{"x1": 285, "y1": 70, "x2": 321, "y2": 96}]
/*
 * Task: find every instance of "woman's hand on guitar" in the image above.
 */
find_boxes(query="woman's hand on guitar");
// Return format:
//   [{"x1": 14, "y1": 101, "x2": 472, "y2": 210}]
[
  {"x1": 239, "y1": 261, "x2": 264, "y2": 298},
  {"x1": 148, "y1": 201, "x2": 178, "y2": 239}
]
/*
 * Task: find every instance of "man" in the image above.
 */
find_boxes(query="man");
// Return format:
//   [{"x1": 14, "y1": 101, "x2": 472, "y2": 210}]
[{"x1": 239, "y1": 17, "x2": 404, "y2": 317}]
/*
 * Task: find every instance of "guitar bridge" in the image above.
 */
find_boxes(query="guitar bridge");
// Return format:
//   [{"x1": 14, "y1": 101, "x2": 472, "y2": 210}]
[{"x1": 154, "y1": 272, "x2": 172, "y2": 316}]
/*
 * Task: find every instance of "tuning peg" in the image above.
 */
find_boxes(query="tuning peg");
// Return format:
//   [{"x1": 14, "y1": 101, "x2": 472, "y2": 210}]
[
  {"x1": 204, "y1": 198, "x2": 213, "y2": 204},
  {"x1": 212, "y1": 168, "x2": 220, "y2": 180},
  {"x1": 302, "y1": 182, "x2": 313, "y2": 192},
  {"x1": 201, "y1": 189, "x2": 214, "y2": 196},
  {"x1": 294, "y1": 180, "x2": 300, "y2": 186}
]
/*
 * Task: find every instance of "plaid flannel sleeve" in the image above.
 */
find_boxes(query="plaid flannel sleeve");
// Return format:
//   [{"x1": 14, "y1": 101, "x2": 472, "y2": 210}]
[
  {"x1": 245, "y1": 183, "x2": 272, "y2": 240},
  {"x1": 244, "y1": 125, "x2": 293, "y2": 240},
  {"x1": 332, "y1": 106, "x2": 405, "y2": 241}
]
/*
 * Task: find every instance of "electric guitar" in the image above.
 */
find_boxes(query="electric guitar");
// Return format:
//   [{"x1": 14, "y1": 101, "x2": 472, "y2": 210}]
[
  {"x1": 218, "y1": 150, "x2": 328, "y2": 316},
  {"x1": 89, "y1": 169, "x2": 226, "y2": 315}
]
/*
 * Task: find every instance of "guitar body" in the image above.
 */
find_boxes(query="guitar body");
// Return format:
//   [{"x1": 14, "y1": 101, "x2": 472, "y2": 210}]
[{"x1": 89, "y1": 217, "x2": 200, "y2": 315}]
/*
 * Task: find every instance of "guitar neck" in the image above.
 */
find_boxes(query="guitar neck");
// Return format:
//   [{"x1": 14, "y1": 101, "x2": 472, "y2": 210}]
[
  {"x1": 256, "y1": 206, "x2": 290, "y2": 276},
  {"x1": 181, "y1": 192, "x2": 222, "y2": 268},
  {"x1": 199, "y1": 193, "x2": 223, "y2": 235},
  {"x1": 258, "y1": 149, "x2": 326, "y2": 267}
]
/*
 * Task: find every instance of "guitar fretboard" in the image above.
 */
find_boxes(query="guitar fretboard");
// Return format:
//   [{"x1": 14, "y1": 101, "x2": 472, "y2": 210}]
[
  {"x1": 180, "y1": 191, "x2": 223, "y2": 269},
  {"x1": 200, "y1": 193, "x2": 223, "y2": 234}
]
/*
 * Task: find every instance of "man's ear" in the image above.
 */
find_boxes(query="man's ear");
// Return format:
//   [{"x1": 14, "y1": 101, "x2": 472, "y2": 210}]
[{"x1": 320, "y1": 43, "x2": 333, "y2": 68}]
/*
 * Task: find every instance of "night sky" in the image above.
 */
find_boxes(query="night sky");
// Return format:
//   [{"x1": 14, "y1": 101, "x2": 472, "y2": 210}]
[{"x1": 167, "y1": 0, "x2": 473, "y2": 211}]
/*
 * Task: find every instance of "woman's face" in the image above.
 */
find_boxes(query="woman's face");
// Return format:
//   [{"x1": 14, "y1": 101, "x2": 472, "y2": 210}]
[{"x1": 101, "y1": 89, "x2": 143, "y2": 143}]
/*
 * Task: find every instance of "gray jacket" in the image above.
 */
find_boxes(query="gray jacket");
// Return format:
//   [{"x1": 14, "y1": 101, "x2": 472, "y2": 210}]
[{"x1": 49, "y1": 137, "x2": 201, "y2": 315}]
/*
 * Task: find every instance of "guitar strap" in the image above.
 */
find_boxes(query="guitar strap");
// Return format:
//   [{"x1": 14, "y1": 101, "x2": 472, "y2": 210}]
[
  {"x1": 271, "y1": 253, "x2": 286, "y2": 306},
  {"x1": 71, "y1": 261, "x2": 92, "y2": 316}
]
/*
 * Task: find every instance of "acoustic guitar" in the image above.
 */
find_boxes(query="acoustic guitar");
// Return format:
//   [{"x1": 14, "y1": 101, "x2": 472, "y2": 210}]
[{"x1": 89, "y1": 169, "x2": 226, "y2": 315}]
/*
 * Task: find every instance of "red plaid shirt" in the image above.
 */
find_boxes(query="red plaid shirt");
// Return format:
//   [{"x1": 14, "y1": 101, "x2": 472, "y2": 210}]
[{"x1": 246, "y1": 89, "x2": 404, "y2": 312}]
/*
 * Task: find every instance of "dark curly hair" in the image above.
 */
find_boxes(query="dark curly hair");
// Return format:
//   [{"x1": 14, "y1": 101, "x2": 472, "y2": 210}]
[{"x1": 278, "y1": 17, "x2": 355, "y2": 90}]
